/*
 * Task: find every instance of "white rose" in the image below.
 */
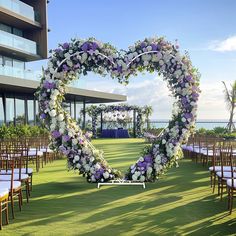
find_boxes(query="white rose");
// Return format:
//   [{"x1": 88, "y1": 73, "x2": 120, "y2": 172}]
[
  {"x1": 91, "y1": 175, "x2": 96, "y2": 182},
  {"x1": 147, "y1": 167, "x2": 153, "y2": 175},
  {"x1": 162, "y1": 139, "x2": 166, "y2": 144},
  {"x1": 84, "y1": 164, "x2": 90, "y2": 172},
  {"x1": 57, "y1": 114, "x2": 64, "y2": 122},
  {"x1": 49, "y1": 109, "x2": 56, "y2": 117},
  {"x1": 103, "y1": 171, "x2": 109, "y2": 179},
  {"x1": 139, "y1": 157, "x2": 144, "y2": 162},
  {"x1": 72, "y1": 139, "x2": 78, "y2": 145},
  {"x1": 76, "y1": 162, "x2": 81, "y2": 168},
  {"x1": 132, "y1": 175, "x2": 138, "y2": 181},
  {"x1": 139, "y1": 175, "x2": 145, "y2": 182},
  {"x1": 74, "y1": 155, "x2": 80, "y2": 161}
]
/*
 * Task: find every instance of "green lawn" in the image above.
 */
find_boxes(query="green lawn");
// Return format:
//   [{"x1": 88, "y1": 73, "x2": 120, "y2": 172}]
[{"x1": 2, "y1": 138, "x2": 236, "y2": 236}]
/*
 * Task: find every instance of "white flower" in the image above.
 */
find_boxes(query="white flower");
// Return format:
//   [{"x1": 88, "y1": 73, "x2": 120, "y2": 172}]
[
  {"x1": 74, "y1": 155, "x2": 80, "y2": 161},
  {"x1": 72, "y1": 139, "x2": 78, "y2": 145},
  {"x1": 103, "y1": 171, "x2": 109, "y2": 179},
  {"x1": 49, "y1": 109, "x2": 56, "y2": 117},
  {"x1": 91, "y1": 175, "x2": 96, "y2": 182},
  {"x1": 162, "y1": 139, "x2": 166, "y2": 144},
  {"x1": 84, "y1": 164, "x2": 90, "y2": 172},
  {"x1": 132, "y1": 175, "x2": 138, "y2": 181},
  {"x1": 76, "y1": 163, "x2": 81, "y2": 169},
  {"x1": 57, "y1": 114, "x2": 64, "y2": 122},
  {"x1": 147, "y1": 167, "x2": 153, "y2": 175},
  {"x1": 139, "y1": 157, "x2": 144, "y2": 162},
  {"x1": 139, "y1": 175, "x2": 145, "y2": 182}
]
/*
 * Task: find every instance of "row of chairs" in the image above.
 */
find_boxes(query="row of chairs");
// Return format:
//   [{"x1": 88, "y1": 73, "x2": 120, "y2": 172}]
[
  {"x1": 183, "y1": 135, "x2": 236, "y2": 214},
  {"x1": 0, "y1": 135, "x2": 58, "y2": 230}
]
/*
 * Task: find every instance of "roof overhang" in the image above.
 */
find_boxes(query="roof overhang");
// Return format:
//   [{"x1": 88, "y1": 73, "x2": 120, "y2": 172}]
[{"x1": 0, "y1": 75, "x2": 127, "y2": 103}]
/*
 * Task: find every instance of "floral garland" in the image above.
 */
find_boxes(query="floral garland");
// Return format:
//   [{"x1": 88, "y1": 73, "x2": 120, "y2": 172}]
[
  {"x1": 36, "y1": 36, "x2": 200, "y2": 183},
  {"x1": 85, "y1": 104, "x2": 149, "y2": 137}
]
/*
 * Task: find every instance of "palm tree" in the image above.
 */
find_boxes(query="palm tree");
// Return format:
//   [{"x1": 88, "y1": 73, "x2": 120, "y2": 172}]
[
  {"x1": 143, "y1": 105, "x2": 153, "y2": 129},
  {"x1": 222, "y1": 81, "x2": 236, "y2": 132}
]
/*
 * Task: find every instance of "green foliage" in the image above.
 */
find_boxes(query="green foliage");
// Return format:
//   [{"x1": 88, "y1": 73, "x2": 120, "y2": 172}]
[
  {"x1": 213, "y1": 126, "x2": 227, "y2": 134},
  {"x1": 0, "y1": 124, "x2": 49, "y2": 139},
  {"x1": 196, "y1": 126, "x2": 235, "y2": 139}
]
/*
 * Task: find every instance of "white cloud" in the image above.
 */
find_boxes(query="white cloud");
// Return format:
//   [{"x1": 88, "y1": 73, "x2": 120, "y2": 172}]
[
  {"x1": 209, "y1": 35, "x2": 236, "y2": 52},
  {"x1": 77, "y1": 74, "x2": 230, "y2": 120}
]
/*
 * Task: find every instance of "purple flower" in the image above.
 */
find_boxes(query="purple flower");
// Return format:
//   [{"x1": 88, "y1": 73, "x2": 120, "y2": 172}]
[
  {"x1": 185, "y1": 76, "x2": 193, "y2": 82},
  {"x1": 74, "y1": 63, "x2": 80, "y2": 69},
  {"x1": 52, "y1": 130, "x2": 61, "y2": 139},
  {"x1": 40, "y1": 113, "x2": 47, "y2": 119},
  {"x1": 141, "y1": 42, "x2": 146, "y2": 48},
  {"x1": 55, "y1": 48, "x2": 62, "y2": 53},
  {"x1": 62, "y1": 64, "x2": 69, "y2": 71},
  {"x1": 144, "y1": 154, "x2": 153, "y2": 163},
  {"x1": 94, "y1": 168, "x2": 104, "y2": 179},
  {"x1": 62, "y1": 135, "x2": 71, "y2": 142},
  {"x1": 151, "y1": 43, "x2": 158, "y2": 51},
  {"x1": 184, "y1": 113, "x2": 192, "y2": 119},
  {"x1": 91, "y1": 42, "x2": 98, "y2": 51},
  {"x1": 43, "y1": 81, "x2": 55, "y2": 89},
  {"x1": 62, "y1": 43, "x2": 69, "y2": 49},
  {"x1": 81, "y1": 42, "x2": 89, "y2": 52}
]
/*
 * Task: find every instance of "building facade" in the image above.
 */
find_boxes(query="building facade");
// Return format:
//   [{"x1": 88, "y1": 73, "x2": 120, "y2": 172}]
[{"x1": 0, "y1": 0, "x2": 126, "y2": 127}]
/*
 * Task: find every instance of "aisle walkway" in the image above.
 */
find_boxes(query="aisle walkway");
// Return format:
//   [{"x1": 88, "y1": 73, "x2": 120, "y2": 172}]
[{"x1": 2, "y1": 139, "x2": 236, "y2": 236}]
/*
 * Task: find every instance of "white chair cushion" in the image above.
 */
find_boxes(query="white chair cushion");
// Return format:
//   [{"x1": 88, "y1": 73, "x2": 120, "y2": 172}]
[
  {"x1": 227, "y1": 179, "x2": 236, "y2": 188},
  {"x1": 0, "y1": 181, "x2": 21, "y2": 190},
  {"x1": 0, "y1": 168, "x2": 33, "y2": 175},
  {"x1": 216, "y1": 171, "x2": 236, "y2": 179},
  {"x1": 209, "y1": 166, "x2": 236, "y2": 172},
  {"x1": 25, "y1": 150, "x2": 43, "y2": 156},
  {"x1": 0, "y1": 173, "x2": 29, "y2": 181},
  {"x1": 0, "y1": 188, "x2": 8, "y2": 198}
]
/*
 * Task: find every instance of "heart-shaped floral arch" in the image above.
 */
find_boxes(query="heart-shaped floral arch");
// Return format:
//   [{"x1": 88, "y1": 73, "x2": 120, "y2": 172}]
[{"x1": 37, "y1": 36, "x2": 200, "y2": 183}]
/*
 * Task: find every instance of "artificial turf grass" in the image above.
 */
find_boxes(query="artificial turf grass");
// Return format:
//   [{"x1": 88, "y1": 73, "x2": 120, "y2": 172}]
[{"x1": 1, "y1": 138, "x2": 236, "y2": 236}]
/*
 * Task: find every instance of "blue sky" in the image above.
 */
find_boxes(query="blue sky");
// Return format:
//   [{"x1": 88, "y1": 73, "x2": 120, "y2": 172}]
[{"x1": 30, "y1": 0, "x2": 236, "y2": 120}]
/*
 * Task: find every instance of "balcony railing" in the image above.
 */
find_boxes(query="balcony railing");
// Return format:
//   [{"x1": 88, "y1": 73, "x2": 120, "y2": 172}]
[
  {"x1": 0, "y1": 30, "x2": 37, "y2": 55},
  {"x1": 0, "y1": 0, "x2": 35, "y2": 22},
  {"x1": 0, "y1": 65, "x2": 42, "y2": 81}
]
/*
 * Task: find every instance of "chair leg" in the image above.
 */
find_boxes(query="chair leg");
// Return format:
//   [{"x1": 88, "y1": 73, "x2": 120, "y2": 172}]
[
  {"x1": 0, "y1": 203, "x2": 2, "y2": 230},
  {"x1": 25, "y1": 180, "x2": 30, "y2": 203},
  {"x1": 212, "y1": 174, "x2": 216, "y2": 193},
  {"x1": 10, "y1": 195, "x2": 14, "y2": 219},
  {"x1": 230, "y1": 189, "x2": 233, "y2": 214},
  {"x1": 5, "y1": 202, "x2": 9, "y2": 225},
  {"x1": 227, "y1": 187, "x2": 231, "y2": 210}
]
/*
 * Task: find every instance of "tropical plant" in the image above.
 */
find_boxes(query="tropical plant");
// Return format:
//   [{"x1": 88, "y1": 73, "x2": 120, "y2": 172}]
[{"x1": 222, "y1": 81, "x2": 236, "y2": 132}]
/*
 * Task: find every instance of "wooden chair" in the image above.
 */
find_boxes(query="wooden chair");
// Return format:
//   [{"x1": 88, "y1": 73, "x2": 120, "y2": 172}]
[
  {"x1": 226, "y1": 150, "x2": 236, "y2": 214},
  {"x1": 0, "y1": 188, "x2": 9, "y2": 230},
  {"x1": 0, "y1": 155, "x2": 23, "y2": 219},
  {"x1": 216, "y1": 146, "x2": 236, "y2": 200}
]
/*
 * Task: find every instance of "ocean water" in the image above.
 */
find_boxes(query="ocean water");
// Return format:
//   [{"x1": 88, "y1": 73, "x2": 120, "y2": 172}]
[{"x1": 148, "y1": 120, "x2": 232, "y2": 130}]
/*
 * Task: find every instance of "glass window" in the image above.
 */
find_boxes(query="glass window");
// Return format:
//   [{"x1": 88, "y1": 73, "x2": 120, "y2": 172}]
[
  {"x1": 71, "y1": 101, "x2": 75, "y2": 119},
  {"x1": 63, "y1": 102, "x2": 71, "y2": 114},
  {"x1": 0, "y1": 96, "x2": 4, "y2": 125},
  {"x1": 13, "y1": 27, "x2": 23, "y2": 37},
  {"x1": 13, "y1": 59, "x2": 24, "y2": 69},
  {"x1": 4, "y1": 57, "x2": 12, "y2": 67},
  {"x1": 35, "y1": 100, "x2": 40, "y2": 125},
  {"x1": 0, "y1": 55, "x2": 3, "y2": 65},
  {"x1": 0, "y1": 23, "x2": 11, "y2": 33},
  {"x1": 15, "y1": 98, "x2": 25, "y2": 125},
  {"x1": 27, "y1": 100, "x2": 34, "y2": 125},
  {"x1": 6, "y1": 97, "x2": 14, "y2": 125},
  {"x1": 76, "y1": 102, "x2": 84, "y2": 127}
]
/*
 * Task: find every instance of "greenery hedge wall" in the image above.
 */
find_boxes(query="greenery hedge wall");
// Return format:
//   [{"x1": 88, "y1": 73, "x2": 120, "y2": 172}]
[{"x1": 0, "y1": 124, "x2": 49, "y2": 139}]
